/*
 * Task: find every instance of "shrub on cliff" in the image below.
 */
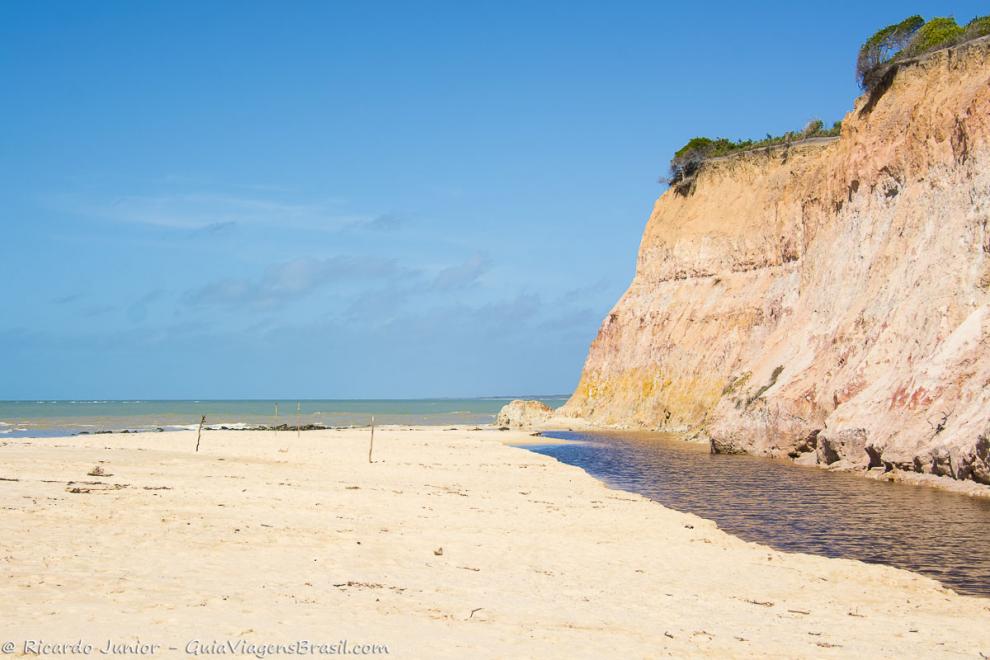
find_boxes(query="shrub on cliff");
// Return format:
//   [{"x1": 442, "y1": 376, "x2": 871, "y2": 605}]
[
  {"x1": 668, "y1": 137, "x2": 768, "y2": 184},
  {"x1": 857, "y1": 14, "x2": 990, "y2": 92},
  {"x1": 802, "y1": 119, "x2": 824, "y2": 137},
  {"x1": 668, "y1": 138, "x2": 733, "y2": 184},
  {"x1": 904, "y1": 17, "x2": 964, "y2": 57},
  {"x1": 963, "y1": 15, "x2": 990, "y2": 40},
  {"x1": 801, "y1": 119, "x2": 843, "y2": 138},
  {"x1": 856, "y1": 15, "x2": 924, "y2": 90}
]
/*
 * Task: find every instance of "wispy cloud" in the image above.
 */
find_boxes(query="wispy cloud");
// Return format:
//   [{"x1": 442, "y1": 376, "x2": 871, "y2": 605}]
[
  {"x1": 432, "y1": 253, "x2": 491, "y2": 291},
  {"x1": 106, "y1": 193, "x2": 329, "y2": 230},
  {"x1": 375, "y1": 292, "x2": 543, "y2": 341},
  {"x1": 344, "y1": 283, "x2": 419, "y2": 322},
  {"x1": 53, "y1": 190, "x2": 362, "y2": 233},
  {"x1": 184, "y1": 255, "x2": 413, "y2": 308}
]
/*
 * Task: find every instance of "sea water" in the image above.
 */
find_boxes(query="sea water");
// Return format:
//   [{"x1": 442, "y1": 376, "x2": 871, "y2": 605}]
[{"x1": 0, "y1": 397, "x2": 568, "y2": 437}]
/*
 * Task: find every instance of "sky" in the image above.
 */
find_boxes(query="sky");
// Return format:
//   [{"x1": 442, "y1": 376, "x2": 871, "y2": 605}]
[{"x1": 1, "y1": 1, "x2": 984, "y2": 400}]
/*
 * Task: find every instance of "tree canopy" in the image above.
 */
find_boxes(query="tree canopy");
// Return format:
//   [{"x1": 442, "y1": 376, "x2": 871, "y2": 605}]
[
  {"x1": 857, "y1": 14, "x2": 990, "y2": 91},
  {"x1": 856, "y1": 15, "x2": 924, "y2": 90}
]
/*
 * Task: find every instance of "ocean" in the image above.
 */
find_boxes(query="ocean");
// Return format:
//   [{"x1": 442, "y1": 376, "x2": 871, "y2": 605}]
[{"x1": 0, "y1": 397, "x2": 569, "y2": 438}]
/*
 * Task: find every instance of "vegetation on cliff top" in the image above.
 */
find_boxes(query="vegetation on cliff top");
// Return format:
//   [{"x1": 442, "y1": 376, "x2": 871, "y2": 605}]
[
  {"x1": 856, "y1": 14, "x2": 989, "y2": 90},
  {"x1": 855, "y1": 15, "x2": 926, "y2": 90},
  {"x1": 666, "y1": 13, "x2": 990, "y2": 189},
  {"x1": 667, "y1": 120, "x2": 841, "y2": 186}
]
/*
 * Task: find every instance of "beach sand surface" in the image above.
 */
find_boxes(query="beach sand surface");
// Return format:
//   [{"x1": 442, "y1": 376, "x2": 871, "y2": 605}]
[{"x1": 1, "y1": 427, "x2": 988, "y2": 658}]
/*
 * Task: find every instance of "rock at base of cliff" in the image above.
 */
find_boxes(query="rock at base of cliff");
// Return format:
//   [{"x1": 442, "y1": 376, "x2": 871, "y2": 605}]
[
  {"x1": 496, "y1": 400, "x2": 553, "y2": 429},
  {"x1": 708, "y1": 434, "x2": 750, "y2": 455},
  {"x1": 816, "y1": 429, "x2": 871, "y2": 468}
]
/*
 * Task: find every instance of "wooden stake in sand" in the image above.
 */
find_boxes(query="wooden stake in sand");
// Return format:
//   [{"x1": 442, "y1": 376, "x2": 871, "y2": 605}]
[
  {"x1": 368, "y1": 415, "x2": 375, "y2": 463},
  {"x1": 195, "y1": 415, "x2": 206, "y2": 452},
  {"x1": 274, "y1": 402, "x2": 279, "y2": 439},
  {"x1": 296, "y1": 401, "x2": 301, "y2": 440}
]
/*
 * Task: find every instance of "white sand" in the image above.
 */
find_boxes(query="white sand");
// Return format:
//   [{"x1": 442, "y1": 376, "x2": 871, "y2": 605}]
[{"x1": 1, "y1": 427, "x2": 988, "y2": 658}]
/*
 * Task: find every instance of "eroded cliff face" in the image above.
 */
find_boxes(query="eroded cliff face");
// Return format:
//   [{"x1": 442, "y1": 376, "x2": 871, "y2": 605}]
[{"x1": 560, "y1": 38, "x2": 990, "y2": 484}]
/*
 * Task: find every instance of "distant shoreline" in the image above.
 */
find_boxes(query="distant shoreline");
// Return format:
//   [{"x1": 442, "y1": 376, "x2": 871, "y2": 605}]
[{"x1": 0, "y1": 396, "x2": 570, "y2": 438}]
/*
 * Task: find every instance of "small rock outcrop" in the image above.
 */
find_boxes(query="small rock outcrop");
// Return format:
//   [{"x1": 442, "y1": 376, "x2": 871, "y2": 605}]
[{"x1": 496, "y1": 400, "x2": 553, "y2": 429}]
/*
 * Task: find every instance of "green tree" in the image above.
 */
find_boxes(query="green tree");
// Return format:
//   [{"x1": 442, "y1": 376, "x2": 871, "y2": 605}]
[
  {"x1": 904, "y1": 17, "x2": 964, "y2": 56},
  {"x1": 963, "y1": 15, "x2": 990, "y2": 40},
  {"x1": 856, "y1": 15, "x2": 924, "y2": 90}
]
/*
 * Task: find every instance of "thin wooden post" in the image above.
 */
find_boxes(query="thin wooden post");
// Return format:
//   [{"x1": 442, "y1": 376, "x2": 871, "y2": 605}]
[
  {"x1": 368, "y1": 415, "x2": 375, "y2": 463},
  {"x1": 274, "y1": 402, "x2": 279, "y2": 438},
  {"x1": 296, "y1": 401, "x2": 301, "y2": 440},
  {"x1": 195, "y1": 415, "x2": 206, "y2": 452}
]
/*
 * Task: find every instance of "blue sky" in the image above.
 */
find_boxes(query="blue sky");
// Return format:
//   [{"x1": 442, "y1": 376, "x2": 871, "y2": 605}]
[{"x1": 1, "y1": 1, "x2": 983, "y2": 399}]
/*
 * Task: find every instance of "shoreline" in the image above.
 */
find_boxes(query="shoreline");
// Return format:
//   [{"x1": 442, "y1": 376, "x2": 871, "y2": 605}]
[
  {"x1": 533, "y1": 418, "x2": 990, "y2": 499},
  {"x1": 12, "y1": 414, "x2": 990, "y2": 498},
  {"x1": 0, "y1": 397, "x2": 570, "y2": 440},
  {"x1": 2, "y1": 426, "x2": 988, "y2": 657}
]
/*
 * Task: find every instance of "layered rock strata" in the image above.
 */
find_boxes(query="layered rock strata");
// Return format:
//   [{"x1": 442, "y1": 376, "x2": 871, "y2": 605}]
[{"x1": 560, "y1": 37, "x2": 990, "y2": 485}]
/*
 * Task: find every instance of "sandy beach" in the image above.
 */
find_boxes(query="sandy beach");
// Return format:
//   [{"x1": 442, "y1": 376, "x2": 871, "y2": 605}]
[{"x1": 1, "y1": 427, "x2": 988, "y2": 658}]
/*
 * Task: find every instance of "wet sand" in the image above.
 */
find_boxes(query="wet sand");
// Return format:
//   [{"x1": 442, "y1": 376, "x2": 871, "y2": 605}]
[{"x1": 1, "y1": 427, "x2": 988, "y2": 658}]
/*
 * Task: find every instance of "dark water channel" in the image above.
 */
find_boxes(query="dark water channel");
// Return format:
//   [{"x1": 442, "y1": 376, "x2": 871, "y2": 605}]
[{"x1": 529, "y1": 431, "x2": 990, "y2": 597}]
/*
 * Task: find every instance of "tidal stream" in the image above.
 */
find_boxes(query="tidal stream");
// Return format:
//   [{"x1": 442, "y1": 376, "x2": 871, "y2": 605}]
[{"x1": 529, "y1": 431, "x2": 990, "y2": 597}]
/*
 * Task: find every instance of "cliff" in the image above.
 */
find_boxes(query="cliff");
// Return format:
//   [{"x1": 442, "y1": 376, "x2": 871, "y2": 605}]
[{"x1": 560, "y1": 37, "x2": 990, "y2": 485}]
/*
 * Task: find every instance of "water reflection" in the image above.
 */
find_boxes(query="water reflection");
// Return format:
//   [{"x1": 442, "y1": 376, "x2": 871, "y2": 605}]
[{"x1": 531, "y1": 431, "x2": 990, "y2": 597}]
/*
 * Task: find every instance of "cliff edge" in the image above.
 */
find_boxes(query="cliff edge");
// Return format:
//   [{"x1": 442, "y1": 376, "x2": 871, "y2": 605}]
[{"x1": 560, "y1": 37, "x2": 990, "y2": 486}]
